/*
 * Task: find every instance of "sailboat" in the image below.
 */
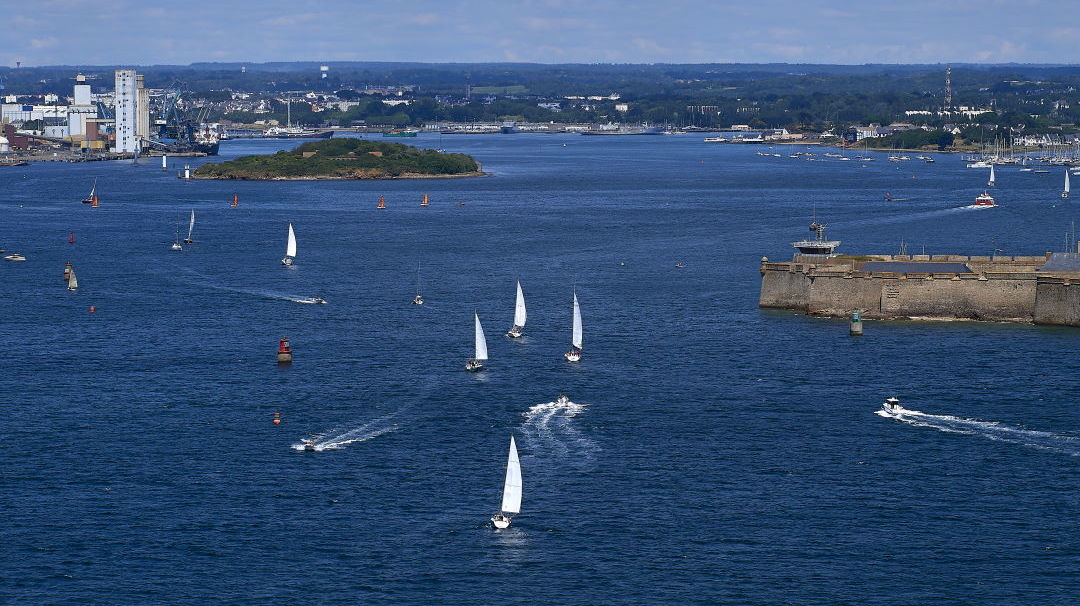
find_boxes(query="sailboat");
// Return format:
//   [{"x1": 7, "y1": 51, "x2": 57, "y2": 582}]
[
  {"x1": 412, "y1": 260, "x2": 424, "y2": 305},
  {"x1": 506, "y1": 280, "x2": 526, "y2": 338},
  {"x1": 81, "y1": 178, "x2": 97, "y2": 204},
  {"x1": 988, "y1": 164, "x2": 996, "y2": 187},
  {"x1": 564, "y1": 290, "x2": 582, "y2": 362},
  {"x1": 170, "y1": 222, "x2": 183, "y2": 251},
  {"x1": 1062, "y1": 170, "x2": 1071, "y2": 199},
  {"x1": 465, "y1": 312, "x2": 488, "y2": 372},
  {"x1": 183, "y1": 210, "x2": 195, "y2": 244},
  {"x1": 282, "y1": 223, "x2": 296, "y2": 265},
  {"x1": 67, "y1": 268, "x2": 78, "y2": 291},
  {"x1": 377, "y1": 196, "x2": 386, "y2": 209},
  {"x1": 491, "y1": 435, "x2": 522, "y2": 529},
  {"x1": 421, "y1": 194, "x2": 429, "y2": 206}
]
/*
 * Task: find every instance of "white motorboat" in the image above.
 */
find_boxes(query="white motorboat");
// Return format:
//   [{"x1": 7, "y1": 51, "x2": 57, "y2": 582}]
[
  {"x1": 564, "y1": 290, "x2": 582, "y2": 362},
  {"x1": 465, "y1": 312, "x2": 488, "y2": 372},
  {"x1": 491, "y1": 435, "x2": 522, "y2": 529},
  {"x1": 302, "y1": 440, "x2": 317, "y2": 452},
  {"x1": 282, "y1": 223, "x2": 296, "y2": 265},
  {"x1": 881, "y1": 396, "x2": 904, "y2": 414},
  {"x1": 310, "y1": 296, "x2": 326, "y2": 304},
  {"x1": 3, "y1": 253, "x2": 26, "y2": 262},
  {"x1": 556, "y1": 394, "x2": 570, "y2": 406},
  {"x1": 506, "y1": 280, "x2": 527, "y2": 338}
]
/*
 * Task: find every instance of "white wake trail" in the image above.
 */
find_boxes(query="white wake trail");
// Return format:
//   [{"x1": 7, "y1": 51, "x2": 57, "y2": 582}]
[
  {"x1": 293, "y1": 415, "x2": 400, "y2": 452},
  {"x1": 877, "y1": 408, "x2": 1079, "y2": 456},
  {"x1": 520, "y1": 397, "x2": 598, "y2": 466}
]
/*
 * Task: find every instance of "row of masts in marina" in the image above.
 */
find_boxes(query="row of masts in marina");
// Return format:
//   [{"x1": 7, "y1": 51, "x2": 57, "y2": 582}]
[{"x1": 966, "y1": 139, "x2": 1080, "y2": 166}]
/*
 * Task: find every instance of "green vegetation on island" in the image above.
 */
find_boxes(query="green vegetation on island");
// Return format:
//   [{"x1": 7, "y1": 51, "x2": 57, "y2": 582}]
[{"x1": 193, "y1": 138, "x2": 482, "y2": 180}]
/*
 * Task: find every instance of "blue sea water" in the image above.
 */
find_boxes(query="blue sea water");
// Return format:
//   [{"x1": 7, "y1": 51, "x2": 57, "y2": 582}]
[{"x1": 1, "y1": 135, "x2": 1077, "y2": 605}]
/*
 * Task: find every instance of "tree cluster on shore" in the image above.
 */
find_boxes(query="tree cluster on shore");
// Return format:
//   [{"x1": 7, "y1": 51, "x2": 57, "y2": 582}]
[{"x1": 193, "y1": 139, "x2": 480, "y2": 180}]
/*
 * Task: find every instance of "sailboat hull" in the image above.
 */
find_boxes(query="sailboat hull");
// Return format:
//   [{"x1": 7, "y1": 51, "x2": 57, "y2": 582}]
[
  {"x1": 506, "y1": 326, "x2": 524, "y2": 338},
  {"x1": 282, "y1": 257, "x2": 294, "y2": 266},
  {"x1": 564, "y1": 349, "x2": 581, "y2": 362},
  {"x1": 465, "y1": 359, "x2": 485, "y2": 372},
  {"x1": 491, "y1": 515, "x2": 511, "y2": 529}
]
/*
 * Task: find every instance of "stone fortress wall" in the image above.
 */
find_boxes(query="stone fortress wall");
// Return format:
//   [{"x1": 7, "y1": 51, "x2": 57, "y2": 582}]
[{"x1": 760, "y1": 253, "x2": 1080, "y2": 326}]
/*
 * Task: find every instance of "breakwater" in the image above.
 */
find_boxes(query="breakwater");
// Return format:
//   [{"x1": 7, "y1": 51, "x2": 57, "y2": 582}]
[{"x1": 759, "y1": 253, "x2": 1080, "y2": 326}]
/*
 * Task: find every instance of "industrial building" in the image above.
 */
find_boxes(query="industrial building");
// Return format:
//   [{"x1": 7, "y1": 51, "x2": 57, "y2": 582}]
[{"x1": 0, "y1": 69, "x2": 150, "y2": 153}]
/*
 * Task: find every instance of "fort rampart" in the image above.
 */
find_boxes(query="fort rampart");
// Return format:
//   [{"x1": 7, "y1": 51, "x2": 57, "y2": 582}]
[{"x1": 760, "y1": 253, "x2": 1080, "y2": 326}]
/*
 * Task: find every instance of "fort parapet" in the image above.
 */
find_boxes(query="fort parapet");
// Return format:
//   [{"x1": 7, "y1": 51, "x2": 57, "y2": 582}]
[{"x1": 759, "y1": 253, "x2": 1080, "y2": 326}]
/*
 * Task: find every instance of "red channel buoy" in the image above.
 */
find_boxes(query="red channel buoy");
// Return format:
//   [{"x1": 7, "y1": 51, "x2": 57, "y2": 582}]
[
  {"x1": 89, "y1": 305, "x2": 96, "y2": 313},
  {"x1": 273, "y1": 412, "x2": 282, "y2": 425},
  {"x1": 277, "y1": 338, "x2": 293, "y2": 364}
]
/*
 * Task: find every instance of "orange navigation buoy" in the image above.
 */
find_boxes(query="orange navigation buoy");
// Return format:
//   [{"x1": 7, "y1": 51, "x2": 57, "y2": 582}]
[
  {"x1": 377, "y1": 196, "x2": 386, "y2": 209},
  {"x1": 231, "y1": 194, "x2": 238, "y2": 207},
  {"x1": 421, "y1": 194, "x2": 429, "y2": 206}
]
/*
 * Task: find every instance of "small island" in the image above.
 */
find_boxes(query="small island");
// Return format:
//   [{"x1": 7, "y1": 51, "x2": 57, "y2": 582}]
[{"x1": 193, "y1": 138, "x2": 483, "y2": 180}]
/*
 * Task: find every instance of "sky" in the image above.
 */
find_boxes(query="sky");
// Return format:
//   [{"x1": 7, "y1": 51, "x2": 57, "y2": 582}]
[{"x1": 2, "y1": 0, "x2": 1079, "y2": 66}]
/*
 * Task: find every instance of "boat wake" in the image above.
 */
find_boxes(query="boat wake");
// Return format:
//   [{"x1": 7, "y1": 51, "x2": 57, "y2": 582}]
[
  {"x1": 292, "y1": 415, "x2": 399, "y2": 452},
  {"x1": 520, "y1": 396, "x2": 598, "y2": 467},
  {"x1": 178, "y1": 274, "x2": 325, "y2": 305},
  {"x1": 877, "y1": 408, "x2": 1079, "y2": 456}
]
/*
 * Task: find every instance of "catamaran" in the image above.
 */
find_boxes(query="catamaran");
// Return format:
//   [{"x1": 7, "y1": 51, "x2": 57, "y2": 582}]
[
  {"x1": 564, "y1": 290, "x2": 582, "y2": 362},
  {"x1": 491, "y1": 435, "x2": 522, "y2": 529},
  {"x1": 988, "y1": 164, "x2": 996, "y2": 187},
  {"x1": 412, "y1": 260, "x2": 424, "y2": 305},
  {"x1": 1063, "y1": 170, "x2": 1071, "y2": 198},
  {"x1": 67, "y1": 269, "x2": 78, "y2": 291},
  {"x1": 506, "y1": 280, "x2": 527, "y2": 338},
  {"x1": 282, "y1": 223, "x2": 297, "y2": 265},
  {"x1": 183, "y1": 209, "x2": 196, "y2": 244},
  {"x1": 465, "y1": 312, "x2": 488, "y2": 372}
]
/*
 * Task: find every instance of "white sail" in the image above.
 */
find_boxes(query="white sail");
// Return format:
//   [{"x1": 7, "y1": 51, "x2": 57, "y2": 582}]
[
  {"x1": 88, "y1": 178, "x2": 96, "y2": 198},
  {"x1": 500, "y1": 435, "x2": 522, "y2": 514},
  {"x1": 285, "y1": 223, "x2": 297, "y2": 258},
  {"x1": 989, "y1": 164, "x2": 995, "y2": 185},
  {"x1": 513, "y1": 280, "x2": 527, "y2": 327},
  {"x1": 571, "y1": 291, "x2": 582, "y2": 349},
  {"x1": 186, "y1": 210, "x2": 196, "y2": 240},
  {"x1": 67, "y1": 269, "x2": 78, "y2": 290},
  {"x1": 1066, "y1": 170, "x2": 1071, "y2": 193},
  {"x1": 474, "y1": 313, "x2": 489, "y2": 361}
]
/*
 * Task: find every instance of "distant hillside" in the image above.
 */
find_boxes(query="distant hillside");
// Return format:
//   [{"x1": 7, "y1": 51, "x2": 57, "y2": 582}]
[{"x1": 193, "y1": 138, "x2": 482, "y2": 180}]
